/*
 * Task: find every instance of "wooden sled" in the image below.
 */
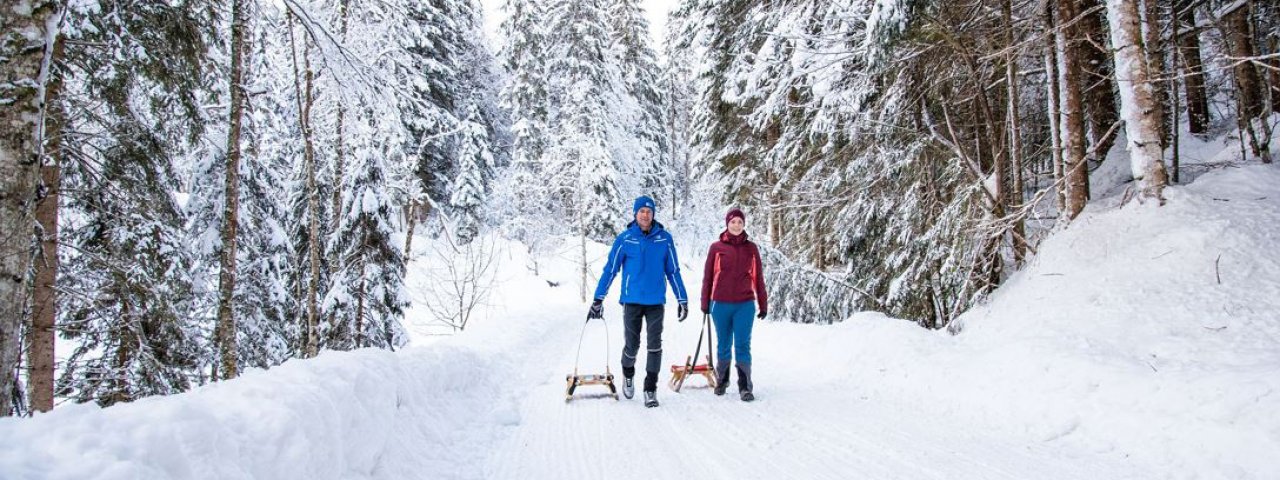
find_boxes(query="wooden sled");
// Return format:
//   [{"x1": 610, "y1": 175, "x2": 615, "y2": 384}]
[
  {"x1": 669, "y1": 314, "x2": 718, "y2": 393},
  {"x1": 565, "y1": 370, "x2": 618, "y2": 402},
  {"x1": 565, "y1": 314, "x2": 619, "y2": 402},
  {"x1": 669, "y1": 354, "x2": 717, "y2": 392}
]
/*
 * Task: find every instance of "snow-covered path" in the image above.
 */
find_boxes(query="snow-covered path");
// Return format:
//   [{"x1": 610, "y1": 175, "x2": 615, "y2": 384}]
[
  {"x1": 472, "y1": 254, "x2": 1151, "y2": 480},
  {"x1": 482, "y1": 309, "x2": 1149, "y2": 479}
]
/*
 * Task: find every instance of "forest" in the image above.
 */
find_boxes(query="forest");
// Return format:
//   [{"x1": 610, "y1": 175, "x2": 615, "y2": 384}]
[{"x1": 0, "y1": 0, "x2": 1276, "y2": 416}]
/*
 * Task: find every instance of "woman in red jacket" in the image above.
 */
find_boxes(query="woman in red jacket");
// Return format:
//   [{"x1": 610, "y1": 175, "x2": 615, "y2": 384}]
[{"x1": 700, "y1": 208, "x2": 767, "y2": 401}]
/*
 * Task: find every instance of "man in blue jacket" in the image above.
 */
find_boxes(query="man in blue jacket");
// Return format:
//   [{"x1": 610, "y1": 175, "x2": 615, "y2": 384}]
[{"x1": 587, "y1": 195, "x2": 689, "y2": 408}]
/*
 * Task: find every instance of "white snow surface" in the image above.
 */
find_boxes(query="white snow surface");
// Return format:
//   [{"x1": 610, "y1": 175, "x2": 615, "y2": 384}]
[{"x1": 3, "y1": 164, "x2": 1279, "y2": 479}]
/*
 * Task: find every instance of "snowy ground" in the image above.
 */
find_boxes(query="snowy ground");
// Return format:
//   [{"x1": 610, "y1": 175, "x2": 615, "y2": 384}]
[{"x1": 2, "y1": 160, "x2": 1278, "y2": 478}]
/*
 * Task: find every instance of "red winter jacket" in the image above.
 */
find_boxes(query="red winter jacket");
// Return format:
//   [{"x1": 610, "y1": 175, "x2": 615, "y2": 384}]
[{"x1": 700, "y1": 230, "x2": 767, "y2": 314}]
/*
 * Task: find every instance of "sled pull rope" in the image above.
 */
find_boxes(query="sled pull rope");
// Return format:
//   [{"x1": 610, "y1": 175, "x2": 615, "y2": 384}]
[
  {"x1": 573, "y1": 313, "x2": 612, "y2": 374},
  {"x1": 691, "y1": 314, "x2": 713, "y2": 372}
]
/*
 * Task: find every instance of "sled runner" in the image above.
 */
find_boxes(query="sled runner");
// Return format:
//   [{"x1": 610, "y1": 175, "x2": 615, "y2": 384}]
[
  {"x1": 565, "y1": 314, "x2": 619, "y2": 402},
  {"x1": 669, "y1": 314, "x2": 717, "y2": 392}
]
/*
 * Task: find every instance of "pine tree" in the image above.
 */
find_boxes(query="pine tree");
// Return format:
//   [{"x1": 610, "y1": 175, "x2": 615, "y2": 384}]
[
  {"x1": 53, "y1": 0, "x2": 213, "y2": 406},
  {"x1": 450, "y1": 104, "x2": 494, "y2": 244},
  {"x1": 325, "y1": 150, "x2": 410, "y2": 350},
  {"x1": 498, "y1": 0, "x2": 551, "y2": 246},
  {"x1": 607, "y1": 0, "x2": 668, "y2": 204},
  {"x1": 398, "y1": 0, "x2": 469, "y2": 211},
  {"x1": 236, "y1": 20, "x2": 299, "y2": 367},
  {"x1": 544, "y1": 0, "x2": 625, "y2": 241}
]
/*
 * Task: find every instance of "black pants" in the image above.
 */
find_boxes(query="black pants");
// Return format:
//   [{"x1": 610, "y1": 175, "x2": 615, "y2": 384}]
[{"x1": 621, "y1": 304, "x2": 664, "y2": 391}]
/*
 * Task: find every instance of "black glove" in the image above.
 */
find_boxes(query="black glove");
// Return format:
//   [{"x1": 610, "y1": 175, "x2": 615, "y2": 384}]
[
  {"x1": 678, "y1": 303, "x2": 688, "y2": 322},
  {"x1": 757, "y1": 309, "x2": 767, "y2": 319},
  {"x1": 588, "y1": 299, "x2": 603, "y2": 319}
]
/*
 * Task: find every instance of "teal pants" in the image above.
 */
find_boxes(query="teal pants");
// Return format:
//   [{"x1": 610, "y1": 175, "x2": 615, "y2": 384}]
[{"x1": 710, "y1": 301, "x2": 755, "y2": 365}]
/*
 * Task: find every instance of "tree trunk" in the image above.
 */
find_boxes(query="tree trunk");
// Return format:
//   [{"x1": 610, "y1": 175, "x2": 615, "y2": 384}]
[
  {"x1": 289, "y1": 13, "x2": 322, "y2": 358},
  {"x1": 1078, "y1": 0, "x2": 1121, "y2": 164},
  {"x1": 332, "y1": 0, "x2": 350, "y2": 232},
  {"x1": 579, "y1": 233, "x2": 588, "y2": 302},
  {"x1": 403, "y1": 200, "x2": 417, "y2": 258},
  {"x1": 1140, "y1": 0, "x2": 1170, "y2": 146},
  {"x1": 0, "y1": 0, "x2": 58, "y2": 417},
  {"x1": 1045, "y1": 2, "x2": 1067, "y2": 211},
  {"x1": 1224, "y1": 5, "x2": 1264, "y2": 121},
  {"x1": 355, "y1": 259, "x2": 365, "y2": 349},
  {"x1": 1268, "y1": 35, "x2": 1280, "y2": 114},
  {"x1": 28, "y1": 33, "x2": 66, "y2": 413},
  {"x1": 1059, "y1": 0, "x2": 1091, "y2": 220},
  {"x1": 218, "y1": 0, "x2": 248, "y2": 380},
  {"x1": 1108, "y1": 0, "x2": 1171, "y2": 200},
  {"x1": 1004, "y1": 0, "x2": 1027, "y2": 266},
  {"x1": 1175, "y1": 0, "x2": 1210, "y2": 135}
]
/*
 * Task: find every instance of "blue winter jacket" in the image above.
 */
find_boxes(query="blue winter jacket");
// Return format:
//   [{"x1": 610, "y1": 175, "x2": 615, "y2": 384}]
[{"x1": 593, "y1": 220, "x2": 689, "y2": 306}]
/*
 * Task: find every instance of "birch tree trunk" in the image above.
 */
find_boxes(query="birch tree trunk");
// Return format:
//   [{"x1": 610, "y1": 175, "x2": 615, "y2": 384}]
[
  {"x1": 289, "y1": 13, "x2": 321, "y2": 358},
  {"x1": 1059, "y1": 0, "x2": 1091, "y2": 220},
  {"x1": 332, "y1": 0, "x2": 350, "y2": 232},
  {"x1": 1045, "y1": 3, "x2": 1067, "y2": 211},
  {"x1": 29, "y1": 32, "x2": 66, "y2": 413},
  {"x1": 1, "y1": 0, "x2": 58, "y2": 416},
  {"x1": 1175, "y1": 0, "x2": 1210, "y2": 135},
  {"x1": 1004, "y1": 0, "x2": 1027, "y2": 265},
  {"x1": 1108, "y1": 0, "x2": 1171, "y2": 200},
  {"x1": 218, "y1": 0, "x2": 248, "y2": 380}
]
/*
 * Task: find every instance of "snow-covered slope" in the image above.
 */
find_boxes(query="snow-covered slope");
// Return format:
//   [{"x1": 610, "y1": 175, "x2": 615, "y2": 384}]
[
  {"x1": 2, "y1": 164, "x2": 1276, "y2": 479},
  {"x1": 832, "y1": 162, "x2": 1280, "y2": 478}
]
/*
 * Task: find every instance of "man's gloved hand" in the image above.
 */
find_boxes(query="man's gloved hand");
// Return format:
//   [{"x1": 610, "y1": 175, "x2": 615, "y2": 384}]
[
  {"x1": 757, "y1": 309, "x2": 767, "y2": 320},
  {"x1": 678, "y1": 302, "x2": 689, "y2": 322},
  {"x1": 588, "y1": 299, "x2": 604, "y2": 319}
]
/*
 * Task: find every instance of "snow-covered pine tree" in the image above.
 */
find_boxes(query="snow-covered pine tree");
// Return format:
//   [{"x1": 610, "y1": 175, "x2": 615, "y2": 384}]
[
  {"x1": 236, "y1": 19, "x2": 300, "y2": 367},
  {"x1": 683, "y1": 0, "x2": 768, "y2": 213},
  {"x1": 496, "y1": 0, "x2": 551, "y2": 249},
  {"x1": 397, "y1": 0, "x2": 470, "y2": 216},
  {"x1": 324, "y1": 148, "x2": 410, "y2": 350},
  {"x1": 53, "y1": 0, "x2": 212, "y2": 405},
  {"x1": 543, "y1": 0, "x2": 624, "y2": 241},
  {"x1": 607, "y1": 0, "x2": 668, "y2": 207},
  {"x1": 450, "y1": 104, "x2": 494, "y2": 244},
  {"x1": 499, "y1": 0, "x2": 549, "y2": 178},
  {"x1": 661, "y1": 5, "x2": 699, "y2": 212}
]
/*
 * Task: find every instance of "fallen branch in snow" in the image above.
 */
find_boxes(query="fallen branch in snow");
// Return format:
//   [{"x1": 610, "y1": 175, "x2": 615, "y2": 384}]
[
  {"x1": 1151, "y1": 250, "x2": 1173, "y2": 259},
  {"x1": 1215, "y1": 254, "x2": 1222, "y2": 285},
  {"x1": 1203, "y1": 325, "x2": 1228, "y2": 331}
]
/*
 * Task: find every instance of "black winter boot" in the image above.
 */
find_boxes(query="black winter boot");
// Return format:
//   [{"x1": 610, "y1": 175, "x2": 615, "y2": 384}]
[
  {"x1": 736, "y1": 364, "x2": 754, "y2": 402},
  {"x1": 713, "y1": 362, "x2": 731, "y2": 396}
]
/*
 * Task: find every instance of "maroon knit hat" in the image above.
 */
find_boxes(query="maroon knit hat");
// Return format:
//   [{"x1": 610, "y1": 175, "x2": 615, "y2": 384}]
[{"x1": 725, "y1": 208, "x2": 746, "y2": 226}]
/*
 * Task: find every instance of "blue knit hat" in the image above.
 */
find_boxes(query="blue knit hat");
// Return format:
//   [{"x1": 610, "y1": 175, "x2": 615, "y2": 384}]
[{"x1": 633, "y1": 195, "x2": 656, "y2": 216}]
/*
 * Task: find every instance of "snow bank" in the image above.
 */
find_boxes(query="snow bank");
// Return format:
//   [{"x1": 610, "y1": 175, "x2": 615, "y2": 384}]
[
  {"x1": 0, "y1": 234, "x2": 574, "y2": 480},
  {"x1": 0, "y1": 344, "x2": 522, "y2": 480},
  {"x1": 826, "y1": 163, "x2": 1280, "y2": 478}
]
